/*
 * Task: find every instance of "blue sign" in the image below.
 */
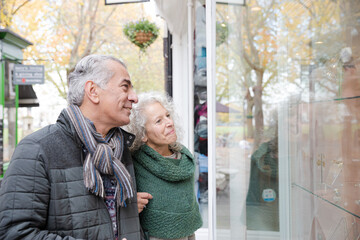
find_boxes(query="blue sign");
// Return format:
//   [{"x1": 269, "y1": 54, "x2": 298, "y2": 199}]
[{"x1": 262, "y1": 188, "x2": 276, "y2": 202}]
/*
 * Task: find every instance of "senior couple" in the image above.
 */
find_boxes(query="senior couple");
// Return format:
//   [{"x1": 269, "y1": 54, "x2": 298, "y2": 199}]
[{"x1": 0, "y1": 55, "x2": 202, "y2": 240}]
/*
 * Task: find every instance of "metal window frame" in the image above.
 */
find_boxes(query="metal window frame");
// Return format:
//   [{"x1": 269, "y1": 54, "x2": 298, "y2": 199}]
[{"x1": 206, "y1": 0, "x2": 217, "y2": 239}]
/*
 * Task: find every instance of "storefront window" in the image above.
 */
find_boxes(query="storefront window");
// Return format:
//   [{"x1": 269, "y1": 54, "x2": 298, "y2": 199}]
[
  {"x1": 201, "y1": 0, "x2": 360, "y2": 239},
  {"x1": 194, "y1": 0, "x2": 209, "y2": 228},
  {"x1": 286, "y1": 1, "x2": 360, "y2": 239}
]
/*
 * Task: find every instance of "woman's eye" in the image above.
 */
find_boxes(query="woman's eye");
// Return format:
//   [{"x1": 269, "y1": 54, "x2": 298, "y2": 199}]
[{"x1": 156, "y1": 119, "x2": 161, "y2": 124}]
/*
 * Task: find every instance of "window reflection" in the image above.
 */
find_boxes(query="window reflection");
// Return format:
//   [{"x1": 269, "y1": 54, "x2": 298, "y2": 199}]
[
  {"x1": 194, "y1": 1, "x2": 209, "y2": 228},
  {"x1": 246, "y1": 111, "x2": 279, "y2": 232},
  {"x1": 193, "y1": 0, "x2": 360, "y2": 239}
]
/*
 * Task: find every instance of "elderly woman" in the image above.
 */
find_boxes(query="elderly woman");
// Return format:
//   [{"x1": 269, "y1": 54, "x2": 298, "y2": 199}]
[{"x1": 125, "y1": 92, "x2": 202, "y2": 240}]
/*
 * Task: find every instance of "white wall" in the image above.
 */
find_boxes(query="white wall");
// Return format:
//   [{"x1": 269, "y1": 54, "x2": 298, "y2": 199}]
[
  {"x1": 171, "y1": 32, "x2": 192, "y2": 150},
  {"x1": 154, "y1": 0, "x2": 194, "y2": 151}
]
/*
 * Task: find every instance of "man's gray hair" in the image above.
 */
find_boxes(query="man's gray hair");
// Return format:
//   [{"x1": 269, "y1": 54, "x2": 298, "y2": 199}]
[
  {"x1": 125, "y1": 91, "x2": 184, "y2": 152},
  {"x1": 67, "y1": 54, "x2": 127, "y2": 106}
]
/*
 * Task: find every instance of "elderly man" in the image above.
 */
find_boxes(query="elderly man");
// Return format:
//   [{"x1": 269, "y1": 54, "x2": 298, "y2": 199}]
[{"x1": 0, "y1": 55, "x2": 150, "y2": 240}]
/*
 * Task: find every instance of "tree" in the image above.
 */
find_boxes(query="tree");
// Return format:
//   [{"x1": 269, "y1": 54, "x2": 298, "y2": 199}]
[
  {"x1": 0, "y1": 0, "x2": 32, "y2": 28},
  {"x1": 7, "y1": 0, "x2": 164, "y2": 102},
  {"x1": 215, "y1": 0, "x2": 346, "y2": 149},
  {"x1": 215, "y1": 1, "x2": 278, "y2": 148}
]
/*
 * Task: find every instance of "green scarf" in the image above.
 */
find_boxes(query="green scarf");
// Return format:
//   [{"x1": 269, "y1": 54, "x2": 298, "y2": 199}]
[{"x1": 133, "y1": 144, "x2": 203, "y2": 239}]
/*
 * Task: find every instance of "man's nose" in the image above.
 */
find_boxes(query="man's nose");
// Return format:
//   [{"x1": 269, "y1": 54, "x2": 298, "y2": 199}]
[{"x1": 128, "y1": 88, "x2": 138, "y2": 103}]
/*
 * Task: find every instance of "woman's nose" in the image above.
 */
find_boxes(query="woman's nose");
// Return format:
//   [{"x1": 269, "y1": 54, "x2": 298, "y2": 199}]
[{"x1": 166, "y1": 118, "x2": 174, "y2": 126}]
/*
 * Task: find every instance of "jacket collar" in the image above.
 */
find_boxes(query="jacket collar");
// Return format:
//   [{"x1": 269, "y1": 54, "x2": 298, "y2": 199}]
[
  {"x1": 57, "y1": 108, "x2": 136, "y2": 148},
  {"x1": 120, "y1": 128, "x2": 135, "y2": 148}
]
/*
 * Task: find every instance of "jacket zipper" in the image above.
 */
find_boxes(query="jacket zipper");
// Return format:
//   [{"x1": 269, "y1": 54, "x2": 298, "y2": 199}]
[{"x1": 102, "y1": 199, "x2": 117, "y2": 239}]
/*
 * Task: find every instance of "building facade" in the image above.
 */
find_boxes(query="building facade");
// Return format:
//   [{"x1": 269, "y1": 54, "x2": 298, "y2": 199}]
[
  {"x1": 155, "y1": 0, "x2": 360, "y2": 239},
  {"x1": 0, "y1": 29, "x2": 39, "y2": 178}
]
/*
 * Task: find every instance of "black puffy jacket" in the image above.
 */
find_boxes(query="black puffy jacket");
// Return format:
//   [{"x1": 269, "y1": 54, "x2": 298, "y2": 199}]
[{"x1": 0, "y1": 110, "x2": 142, "y2": 240}]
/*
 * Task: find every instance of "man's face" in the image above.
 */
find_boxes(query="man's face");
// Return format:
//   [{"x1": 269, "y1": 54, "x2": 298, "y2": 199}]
[{"x1": 97, "y1": 61, "x2": 138, "y2": 128}]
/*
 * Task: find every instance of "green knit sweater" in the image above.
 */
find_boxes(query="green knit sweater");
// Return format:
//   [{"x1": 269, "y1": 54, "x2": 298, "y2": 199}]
[{"x1": 133, "y1": 144, "x2": 203, "y2": 239}]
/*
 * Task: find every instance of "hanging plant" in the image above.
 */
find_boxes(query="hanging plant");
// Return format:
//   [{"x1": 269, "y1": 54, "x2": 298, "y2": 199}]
[
  {"x1": 216, "y1": 21, "x2": 229, "y2": 46},
  {"x1": 123, "y1": 18, "x2": 160, "y2": 52}
]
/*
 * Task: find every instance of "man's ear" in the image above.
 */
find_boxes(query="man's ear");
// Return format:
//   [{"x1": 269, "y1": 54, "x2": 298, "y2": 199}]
[{"x1": 84, "y1": 80, "x2": 100, "y2": 104}]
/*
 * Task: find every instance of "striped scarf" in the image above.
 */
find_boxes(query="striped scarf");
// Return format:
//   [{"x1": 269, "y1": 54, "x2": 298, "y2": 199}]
[{"x1": 65, "y1": 104, "x2": 134, "y2": 207}]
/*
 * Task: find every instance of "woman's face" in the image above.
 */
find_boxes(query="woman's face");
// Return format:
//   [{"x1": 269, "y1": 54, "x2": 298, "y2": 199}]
[{"x1": 142, "y1": 102, "x2": 177, "y2": 153}]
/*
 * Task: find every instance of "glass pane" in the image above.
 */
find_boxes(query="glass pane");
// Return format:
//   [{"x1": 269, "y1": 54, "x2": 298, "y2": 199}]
[
  {"x1": 198, "y1": 0, "x2": 360, "y2": 239},
  {"x1": 194, "y1": 0, "x2": 209, "y2": 229},
  {"x1": 214, "y1": 1, "x2": 282, "y2": 239},
  {"x1": 287, "y1": 1, "x2": 360, "y2": 239},
  {"x1": 215, "y1": 3, "x2": 249, "y2": 239}
]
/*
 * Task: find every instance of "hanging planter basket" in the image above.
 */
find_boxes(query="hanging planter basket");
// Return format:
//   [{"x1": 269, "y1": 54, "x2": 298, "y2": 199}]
[
  {"x1": 135, "y1": 32, "x2": 154, "y2": 44},
  {"x1": 123, "y1": 19, "x2": 160, "y2": 52}
]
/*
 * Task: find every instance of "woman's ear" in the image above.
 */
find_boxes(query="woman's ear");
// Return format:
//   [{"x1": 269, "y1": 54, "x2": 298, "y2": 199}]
[
  {"x1": 142, "y1": 135, "x2": 148, "y2": 143},
  {"x1": 84, "y1": 80, "x2": 100, "y2": 104}
]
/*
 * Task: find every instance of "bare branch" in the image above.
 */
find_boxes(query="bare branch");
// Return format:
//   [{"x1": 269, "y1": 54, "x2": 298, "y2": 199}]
[
  {"x1": 297, "y1": 0, "x2": 315, "y2": 17},
  {"x1": 12, "y1": 0, "x2": 31, "y2": 15}
]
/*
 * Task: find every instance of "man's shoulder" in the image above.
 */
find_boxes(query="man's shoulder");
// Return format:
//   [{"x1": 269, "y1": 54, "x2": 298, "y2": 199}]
[
  {"x1": 13, "y1": 122, "x2": 82, "y2": 168},
  {"x1": 18, "y1": 122, "x2": 78, "y2": 152},
  {"x1": 19, "y1": 123, "x2": 61, "y2": 144},
  {"x1": 10, "y1": 124, "x2": 62, "y2": 165}
]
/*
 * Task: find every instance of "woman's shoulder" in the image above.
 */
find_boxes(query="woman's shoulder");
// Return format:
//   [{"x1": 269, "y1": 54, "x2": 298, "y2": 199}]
[{"x1": 179, "y1": 145, "x2": 194, "y2": 159}]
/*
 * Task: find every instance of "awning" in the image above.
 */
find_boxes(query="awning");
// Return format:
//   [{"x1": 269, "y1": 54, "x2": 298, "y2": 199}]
[
  {"x1": 18, "y1": 85, "x2": 39, "y2": 107},
  {"x1": 154, "y1": 0, "x2": 187, "y2": 35}
]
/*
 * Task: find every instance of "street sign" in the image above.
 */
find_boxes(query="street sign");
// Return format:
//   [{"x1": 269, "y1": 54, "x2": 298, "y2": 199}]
[{"x1": 13, "y1": 64, "x2": 44, "y2": 85}]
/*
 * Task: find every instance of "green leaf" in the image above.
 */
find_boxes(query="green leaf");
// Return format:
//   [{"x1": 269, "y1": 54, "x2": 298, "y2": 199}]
[{"x1": 123, "y1": 18, "x2": 160, "y2": 52}]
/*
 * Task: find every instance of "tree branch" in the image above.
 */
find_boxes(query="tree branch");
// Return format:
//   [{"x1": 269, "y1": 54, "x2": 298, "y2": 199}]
[{"x1": 12, "y1": 0, "x2": 31, "y2": 15}]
